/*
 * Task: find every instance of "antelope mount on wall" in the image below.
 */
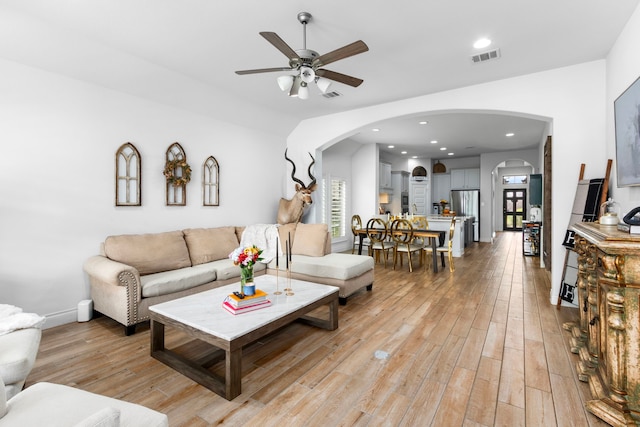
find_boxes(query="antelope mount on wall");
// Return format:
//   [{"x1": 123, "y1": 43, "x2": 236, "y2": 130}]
[{"x1": 277, "y1": 149, "x2": 317, "y2": 225}]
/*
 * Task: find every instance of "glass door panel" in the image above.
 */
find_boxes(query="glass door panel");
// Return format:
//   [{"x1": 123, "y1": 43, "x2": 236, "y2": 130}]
[{"x1": 504, "y1": 189, "x2": 527, "y2": 231}]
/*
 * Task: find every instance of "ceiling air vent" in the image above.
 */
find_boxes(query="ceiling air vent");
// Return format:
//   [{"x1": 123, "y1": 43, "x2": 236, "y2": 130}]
[
  {"x1": 322, "y1": 91, "x2": 342, "y2": 99},
  {"x1": 471, "y1": 48, "x2": 501, "y2": 64}
]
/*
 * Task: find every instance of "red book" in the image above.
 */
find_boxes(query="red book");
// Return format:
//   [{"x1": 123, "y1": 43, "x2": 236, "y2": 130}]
[{"x1": 222, "y1": 300, "x2": 271, "y2": 315}]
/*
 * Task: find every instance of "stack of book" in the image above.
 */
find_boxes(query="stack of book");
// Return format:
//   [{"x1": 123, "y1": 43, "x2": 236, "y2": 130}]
[
  {"x1": 617, "y1": 223, "x2": 640, "y2": 234},
  {"x1": 222, "y1": 289, "x2": 271, "y2": 315}
]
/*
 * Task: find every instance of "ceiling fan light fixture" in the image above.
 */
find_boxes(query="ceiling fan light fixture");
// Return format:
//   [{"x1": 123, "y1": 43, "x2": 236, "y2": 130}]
[
  {"x1": 289, "y1": 76, "x2": 301, "y2": 97},
  {"x1": 277, "y1": 75, "x2": 295, "y2": 92},
  {"x1": 316, "y1": 77, "x2": 332, "y2": 93},
  {"x1": 300, "y1": 66, "x2": 315, "y2": 84},
  {"x1": 298, "y1": 81, "x2": 309, "y2": 99}
]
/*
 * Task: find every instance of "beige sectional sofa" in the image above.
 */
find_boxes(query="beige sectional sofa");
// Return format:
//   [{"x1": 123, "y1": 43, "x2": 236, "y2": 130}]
[{"x1": 83, "y1": 223, "x2": 374, "y2": 335}]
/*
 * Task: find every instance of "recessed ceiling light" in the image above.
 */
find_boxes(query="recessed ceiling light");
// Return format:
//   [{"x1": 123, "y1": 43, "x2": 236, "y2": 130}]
[
  {"x1": 448, "y1": 152, "x2": 454, "y2": 156},
  {"x1": 419, "y1": 121, "x2": 428, "y2": 125},
  {"x1": 430, "y1": 140, "x2": 438, "y2": 144},
  {"x1": 474, "y1": 38, "x2": 492, "y2": 49},
  {"x1": 440, "y1": 147, "x2": 446, "y2": 151},
  {"x1": 506, "y1": 132, "x2": 514, "y2": 137},
  {"x1": 372, "y1": 128, "x2": 380, "y2": 132},
  {"x1": 401, "y1": 151, "x2": 407, "y2": 154},
  {"x1": 388, "y1": 145, "x2": 395, "y2": 148},
  {"x1": 412, "y1": 156, "x2": 418, "y2": 159}
]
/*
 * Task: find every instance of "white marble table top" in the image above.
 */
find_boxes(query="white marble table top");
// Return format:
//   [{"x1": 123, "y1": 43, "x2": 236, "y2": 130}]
[{"x1": 149, "y1": 275, "x2": 338, "y2": 341}]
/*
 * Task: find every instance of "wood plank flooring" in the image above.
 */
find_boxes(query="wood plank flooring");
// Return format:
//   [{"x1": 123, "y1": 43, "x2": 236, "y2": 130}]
[{"x1": 27, "y1": 232, "x2": 609, "y2": 426}]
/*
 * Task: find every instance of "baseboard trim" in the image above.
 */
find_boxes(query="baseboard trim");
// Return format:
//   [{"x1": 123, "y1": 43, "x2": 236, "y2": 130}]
[{"x1": 42, "y1": 308, "x2": 77, "y2": 329}]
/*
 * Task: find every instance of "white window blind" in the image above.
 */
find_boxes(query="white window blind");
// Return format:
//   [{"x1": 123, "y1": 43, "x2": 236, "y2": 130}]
[{"x1": 322, "y1": 177, "x2": 346, "y2": 238}]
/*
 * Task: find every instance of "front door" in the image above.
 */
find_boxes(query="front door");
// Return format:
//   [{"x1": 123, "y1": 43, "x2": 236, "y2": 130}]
[{"x1": 503, "y1": 189, "x2": 526, "y2": 231}]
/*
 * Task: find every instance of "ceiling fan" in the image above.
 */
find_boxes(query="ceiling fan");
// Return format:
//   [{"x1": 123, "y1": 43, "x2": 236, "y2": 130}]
[{"x1": 235, "y1": 12, "x2": 369, "y2": 99}]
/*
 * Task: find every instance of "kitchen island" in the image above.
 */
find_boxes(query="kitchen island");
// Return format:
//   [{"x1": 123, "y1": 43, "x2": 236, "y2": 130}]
[{"x1": 425, "y1": 215, "x2": 470, "y2": 257}]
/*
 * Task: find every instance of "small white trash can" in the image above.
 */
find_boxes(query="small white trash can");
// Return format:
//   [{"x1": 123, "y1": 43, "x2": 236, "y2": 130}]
[{"x1": 77, "y1": 299, "x2": 93, "y2": 322}]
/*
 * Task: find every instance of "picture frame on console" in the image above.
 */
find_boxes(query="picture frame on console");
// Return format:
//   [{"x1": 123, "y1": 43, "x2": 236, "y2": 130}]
[{"x1": 614, "y1": 74, "x2": 640, "y2": 187}]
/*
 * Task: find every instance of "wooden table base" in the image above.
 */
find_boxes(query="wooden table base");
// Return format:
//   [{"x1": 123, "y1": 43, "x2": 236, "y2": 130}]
[{"x1": 150, "y1": 291, "x2": 338, "y2": 400}]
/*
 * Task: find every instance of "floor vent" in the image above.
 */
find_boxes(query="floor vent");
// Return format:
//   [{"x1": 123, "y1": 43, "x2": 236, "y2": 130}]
[
  {"x1": 471, "y1": 48, "x2": 501, "y2": 64},
  {"x1": 322, "y1": 91, "x2": 342, "y2": 99}
]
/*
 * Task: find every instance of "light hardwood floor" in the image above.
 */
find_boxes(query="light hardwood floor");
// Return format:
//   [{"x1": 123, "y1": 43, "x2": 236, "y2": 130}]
[{"x1": 28, "y1": 232, "x2": 608, "y2": 426}]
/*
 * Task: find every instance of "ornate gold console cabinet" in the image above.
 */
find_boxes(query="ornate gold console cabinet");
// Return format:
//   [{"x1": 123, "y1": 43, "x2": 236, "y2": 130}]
[{"x1": 570, "y1": 222, "x2": 640, "y2": 426}]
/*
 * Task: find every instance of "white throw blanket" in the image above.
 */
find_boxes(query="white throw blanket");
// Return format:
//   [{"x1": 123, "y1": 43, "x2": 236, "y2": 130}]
[
  {"x1": 240, "y1": 224, "x2": 283, "y2": 264},
  {"x1": 0, "y1": 304, "x2": 45, "y2": 336}
]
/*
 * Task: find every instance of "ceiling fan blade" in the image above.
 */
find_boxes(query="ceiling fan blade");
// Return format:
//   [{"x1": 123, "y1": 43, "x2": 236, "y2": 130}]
[
  {"x1": 235, "y1": 67, "x2": 292, "y2": 75},
  {"x1": 260, "y1": 32, "x2": 301, "y2": 60},
  {"x1": 316, "y1": 69, "x2": 364, "y2": 87},
  {"x1": 312, "y1": 40, "x2": 369, "y2": 68}
]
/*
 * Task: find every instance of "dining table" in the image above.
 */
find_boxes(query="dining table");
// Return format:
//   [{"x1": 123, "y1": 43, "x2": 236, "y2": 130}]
[{"x1": 354, "y1": 227, "x2": 446, "y2": 273}]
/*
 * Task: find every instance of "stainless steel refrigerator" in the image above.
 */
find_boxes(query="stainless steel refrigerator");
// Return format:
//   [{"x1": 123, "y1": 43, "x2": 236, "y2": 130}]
[{"x1": 450, "y1": 190, "x2": 480, "y2": 242}]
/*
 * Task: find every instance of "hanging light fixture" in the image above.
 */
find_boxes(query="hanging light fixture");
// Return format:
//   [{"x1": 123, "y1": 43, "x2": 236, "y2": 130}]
[
  {"x1": 237, "y1": 11, "x2": 369, "y2": 100},
  {"x1": 274, "y1": 14, "x2": 329, "y2": 99},
  {"x1": 298, "y1": 81, "x2": 309, "y2": 99},
  {"x1": 277, "y1": 75, "x2": 294, "y2": 92},
  {"x1": 277, "y1": 72, "x2": 331, "y2": 98},
  {"x1": 289, "y1": 76, "x2": 301, "y2": 97},
  {"x1": 316, "y1": 77, "x2": 332, "y2": 94}
]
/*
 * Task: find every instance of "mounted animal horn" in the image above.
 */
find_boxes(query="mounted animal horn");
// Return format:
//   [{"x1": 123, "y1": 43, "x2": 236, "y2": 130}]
[{"x1": 284, "y1": 149, "x2": 315, "y2": 189}]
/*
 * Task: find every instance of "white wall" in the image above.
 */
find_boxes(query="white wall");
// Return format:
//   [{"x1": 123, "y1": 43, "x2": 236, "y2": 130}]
[
  {"x1": 606, "y1": 5, "x2": 640, "y2": 214},
  {"x1": 287, "y1": 61, "x2": 607, "y2": 306},
  {"x1": 0, "y1": 59, "x2": 286, "y2": 327},
  {"x1": 322, "y1": 144, "x2": 355, "y2": 252}
]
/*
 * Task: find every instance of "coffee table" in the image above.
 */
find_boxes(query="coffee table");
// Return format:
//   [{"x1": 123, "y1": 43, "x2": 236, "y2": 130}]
[{"x1": 149, "y1": 275, "x2": 339, "y2": 400}]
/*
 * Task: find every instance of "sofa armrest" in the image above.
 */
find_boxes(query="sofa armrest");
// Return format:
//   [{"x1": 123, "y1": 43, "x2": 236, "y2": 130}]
[
  {"x1": 83, "y1": 256, "x2": 143, "y2": 327},
  {"x1": 83, "y1": 256, "x2": 141, "y2": 291}
]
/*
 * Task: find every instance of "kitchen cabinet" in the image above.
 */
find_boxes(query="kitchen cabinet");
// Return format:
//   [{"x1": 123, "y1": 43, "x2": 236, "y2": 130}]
[
  {"x1": 569, "y1": 222, "x2": 640, "y2": 426},
  {"x1": 450, "y1": 168, "x2": 480, "y2": 189},
  {"x1": 392, "y1": 171, "x2": 410, "y2": 191},
  {"x1": 432, "y1": 173, "x2": 451, "y2": 204},
  {"x1": 379, "y1": 162, "x2": 392, "y2": 190}
]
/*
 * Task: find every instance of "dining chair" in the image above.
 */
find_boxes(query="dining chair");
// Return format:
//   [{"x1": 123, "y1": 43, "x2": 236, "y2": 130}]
[
  {"x1": 351, "y1": 214, "x2": 370, "y2": 254},
  {"x1": 390, "y1": 218, "x2": 423, "y2": 272},
  {"x1": 423, "y1": 216, "x2": 456, "y2": 272},
  {"x1": 366, "y1": 217, "x2": 394, "y2": 267},
  {"x1": 409, "y1": 216, "x2": 430, "y2": 263}
]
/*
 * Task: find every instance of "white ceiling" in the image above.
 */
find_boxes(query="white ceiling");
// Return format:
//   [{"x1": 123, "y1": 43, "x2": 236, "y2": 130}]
[{"x1": 2, "y1": 0, "x2": 638, "y2": 158}]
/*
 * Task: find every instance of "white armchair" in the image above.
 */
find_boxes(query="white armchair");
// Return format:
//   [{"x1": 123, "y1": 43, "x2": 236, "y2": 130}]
[
  {"x1": 0, "y1": 302, "x2": 44, "y2": 400},
  {"x1": 0, "y1": 377, "x2": 168, "y2": 426}
]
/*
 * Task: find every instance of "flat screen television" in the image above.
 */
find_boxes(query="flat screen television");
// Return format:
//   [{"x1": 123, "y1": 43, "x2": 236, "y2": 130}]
[{"x1": 614, "y1": 74, "x2": 640, "y2": 187}]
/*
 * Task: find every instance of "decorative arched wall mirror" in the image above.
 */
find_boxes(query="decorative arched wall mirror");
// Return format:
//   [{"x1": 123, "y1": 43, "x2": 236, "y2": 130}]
[
  {"x1": 115, "y1": 142, "x2": 141, "y2": 206},
  {"x1": 202, "y1": 156, "x2": 219, "y2": 206}
]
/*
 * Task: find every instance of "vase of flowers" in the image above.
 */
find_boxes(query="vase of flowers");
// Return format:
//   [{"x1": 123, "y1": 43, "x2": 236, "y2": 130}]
[{"x1": 229, "y1": 245, "x2": 263, "y2": 296}]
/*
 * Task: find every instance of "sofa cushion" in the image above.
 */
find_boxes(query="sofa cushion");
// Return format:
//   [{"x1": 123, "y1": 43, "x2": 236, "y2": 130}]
[
  {"x1": 277, "y1": 223, "x2": 297, "y2": 253},
  {"x1": 73, "y1": 407, "x2": 120, "y2": 427},
  {"x1": 104, "y1": 231, "x2": 191, "y2": 275},
  {"x1": 291, "y1": 253, "x2": 374, "y2": 280},
  {"x1": 213, "y1": 259, "x2": 267, "y2": 282},
  {"x1": 291, "y1": 223, "x2": 328, "y2": 257},
  {"x1": 235, "y1": 227, "x2": 245, "y2": 243},
  {"x1": 140, "y1": 263, "x2": 218, "y2": 298},
  {"x1": 183, "y1": 227, "x2": 239, "y2": 266}
]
